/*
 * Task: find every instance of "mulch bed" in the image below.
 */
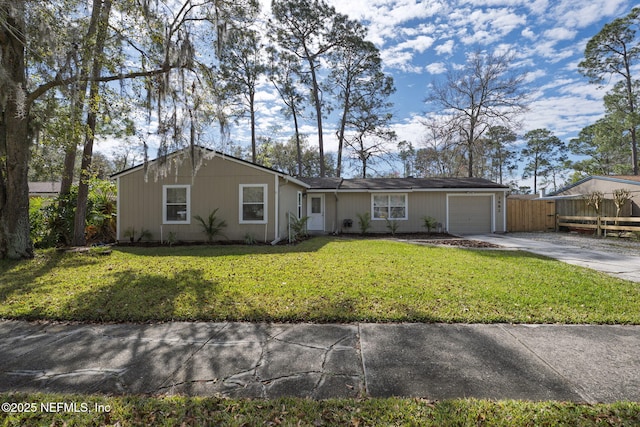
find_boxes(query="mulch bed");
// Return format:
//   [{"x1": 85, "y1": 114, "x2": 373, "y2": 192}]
[
  {"x1": 412, "y1": 239, "x2": 502, "y2": 248},
  {"x1": 352, "y1": 233, "x2": 504, "y2": 249}
]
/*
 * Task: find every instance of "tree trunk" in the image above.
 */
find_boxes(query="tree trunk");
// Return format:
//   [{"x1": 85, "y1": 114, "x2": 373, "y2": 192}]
[
  {"x1": 0, "y1": 0, "x2": 33, "y2": 259},
  {"x1": 292, "y1": 108, "x2": 302, "y2": 176},
  {"x1": 250, "y1": 91, "x2": 256, "y2": 164},
  {"x1": 71, "y1": 0, "x2": 112, "y2": 247},
  {"x1": 631, "y1": 128, "x2": 639, "y2": 175},
  {"x1": 336, "y1": 88, "x2": 350, "y2": 178},
  {"x1": 62, "y1": 0, "x2": 106, "y2": 196},
  {"x1": 623, "y1": 54, "x2": 639, "y2": 175},
  {"x1": 307, "y1": 59, "x2": 325, "y2": 177}
]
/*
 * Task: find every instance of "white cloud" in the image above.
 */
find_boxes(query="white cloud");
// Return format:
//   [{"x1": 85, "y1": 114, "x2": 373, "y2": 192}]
[
  {"x1": 521, "y1": 27, "x2": 536, "y2": 40},
  {"x1": 551, "y1": 0, "x2": 630, "y2": 29},
  {"x1": 435, "y1": 39, "x2": 454, "y2": 55},
  {"x1": 453, "y1": 7, "x2": 528, "y2": 45},
  {"x1": 396, "y1": 35, "x2": 435, "y2": 53},
  {"x1": 381, "y1": 49, "x2": 417, "y2": 71},
  {"x1": 543, "y1": 27, "x2": 577, "y2": 43},
  {"x1": 525, "y1": 95, "x2": 605, "y2": 137},
  {"x1": 425, "y1": 62, "x2": 447, "y2": 74},
  {"x1": 526, "y1": 0, "x2": 550, "y2": 16},
  {"x1": 523, "y1": 69, "x2": 547, "y2": 83},
  {"x1": 390, "y1": 114, "x2": 427, "y2": 146}
]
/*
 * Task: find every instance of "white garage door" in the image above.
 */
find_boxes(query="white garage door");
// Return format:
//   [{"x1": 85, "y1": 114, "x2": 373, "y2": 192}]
[{"x1": 448, "y1": 195, "x2": 493, "y2": 234}]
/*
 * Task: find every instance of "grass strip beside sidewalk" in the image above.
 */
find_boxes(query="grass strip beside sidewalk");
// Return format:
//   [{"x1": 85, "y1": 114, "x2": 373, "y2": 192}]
[{"x1": 1, "y1": 393, "x2": 639, "y2": 426}]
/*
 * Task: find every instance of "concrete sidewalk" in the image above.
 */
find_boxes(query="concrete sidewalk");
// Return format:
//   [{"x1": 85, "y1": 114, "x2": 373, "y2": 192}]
[
  {"x1": 466, "y1": 234, "x2": 640, "y2": 283},
  {"x1": 1, "y1": 320, "x2": 638, "y2": 403}
]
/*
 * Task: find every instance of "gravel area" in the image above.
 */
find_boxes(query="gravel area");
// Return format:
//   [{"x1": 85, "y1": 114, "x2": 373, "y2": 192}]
[{"x1": 507, "y1": 232, "x2": 640, "y2": 256}]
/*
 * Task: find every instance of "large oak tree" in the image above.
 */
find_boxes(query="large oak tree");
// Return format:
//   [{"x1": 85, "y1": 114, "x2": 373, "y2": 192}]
[{"x1": 0, "y1": 0, "x2": 246, "y2": 259}]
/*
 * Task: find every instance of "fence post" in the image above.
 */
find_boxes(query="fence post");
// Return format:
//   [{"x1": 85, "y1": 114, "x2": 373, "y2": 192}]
[{"x1": 555, "y1": 214, "x2": 559, "y2": 232}]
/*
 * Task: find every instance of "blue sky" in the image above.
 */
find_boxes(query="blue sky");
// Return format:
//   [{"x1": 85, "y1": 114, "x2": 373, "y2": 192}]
[{"x1": 98, "y1": 0, "x2": 636, "y2": 181}]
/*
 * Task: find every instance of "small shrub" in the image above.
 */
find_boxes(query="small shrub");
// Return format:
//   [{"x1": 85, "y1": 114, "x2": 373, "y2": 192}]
[
  {"x1": 138, "y1": 229, "x2": 152, "y2": 242},
  {"x1": 356, "y1": 212, "x2": 372, "y2": 235},
  {"x1": 244, "y1": 232, "x2": 257, "y2": 245},
  {"x1": 166, "y1": 231, "x2": 177, "y2": 247},
  {"x1": 124, "y1": 227, "x2": 136, "y2": 242},
  {"x1": 385, "y1": 218, "x2": 400, "y2": 235},
  {"x1": 288, "y1": 213, "x2": 310, "y2": 242},
  {"x1": 29, "y1": 197, "x2": 50, "y2": 247},
  {"x1": 194, "y1": 208, "x2": 228, "y2": 242},
  {"x1": 422, "y1": 216, "x2": 438, "y2": 234}
]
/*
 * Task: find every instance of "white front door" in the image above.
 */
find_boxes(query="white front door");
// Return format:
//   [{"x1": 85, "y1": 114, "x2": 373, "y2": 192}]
[{"x1": 307, "y1": 194, "x2": 324, "y2": 231}]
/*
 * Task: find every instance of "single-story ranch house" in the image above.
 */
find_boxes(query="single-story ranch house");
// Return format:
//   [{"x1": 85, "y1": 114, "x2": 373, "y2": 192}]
[{"x1": 112, "y1": 147, "x2": 508, "y2": 243}]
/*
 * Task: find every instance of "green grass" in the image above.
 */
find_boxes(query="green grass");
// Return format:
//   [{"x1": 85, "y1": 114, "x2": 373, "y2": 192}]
[
  {"x1": 1, "y1": 237, "x2": 639, "y2": 324},
  {"x1": 1, "y1": 393, "x2": 639, "y2": 426}
]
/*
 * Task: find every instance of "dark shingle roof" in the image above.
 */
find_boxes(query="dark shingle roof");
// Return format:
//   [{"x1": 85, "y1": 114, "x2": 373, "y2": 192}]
[{"x1": 300, "y1": 177, "x2": 507, "y2": 190}]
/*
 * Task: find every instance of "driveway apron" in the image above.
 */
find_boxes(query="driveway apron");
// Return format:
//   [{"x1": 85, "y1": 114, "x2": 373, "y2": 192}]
[{"x1": 466, "y1": 234, "x2": 640, "y2": 283}]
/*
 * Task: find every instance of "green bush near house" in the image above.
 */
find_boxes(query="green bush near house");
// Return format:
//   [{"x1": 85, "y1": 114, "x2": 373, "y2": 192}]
[
  {"x1": 288, "y1": 213, "x2": 309, "y2": 242},
  {"x1": 193, "y1": 208, "x2": 228, "y2": 242},
  {"x1": 385, "y1": 217, "x2": 400, "y2": 235},
  {"x1": 356, "y1": 212, "x2": 372, "y2": 234},
  {"x1": 29, "y1": 179, "x2": 117, "y2": 247},
  {"x1": 422, "y1": 215, "x2": 438, "y2": 234}
]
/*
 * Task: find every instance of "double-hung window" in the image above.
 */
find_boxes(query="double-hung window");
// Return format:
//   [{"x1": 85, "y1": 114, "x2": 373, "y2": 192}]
[
  {"x1": 372, "y1": 194, "x2": 407, "y2": 220},
  {"x1": 240, "y1": 184, "x2": 267, "y2": 224},
  {"x1": 163, "y1": 185, "x2": 190, "y2": 224}
]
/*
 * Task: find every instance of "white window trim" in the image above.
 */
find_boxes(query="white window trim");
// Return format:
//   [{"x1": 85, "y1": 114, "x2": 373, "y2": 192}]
[
  {"x1": 163, "y1": 185, "x2": 191, "y2": 225},
  {"x1": 239, "y1": 184, "x2": 268, "y2": 224},
  {"x1": 297, "y1": 191, "x2": 303, "y2": 219},
  {"x1": 371, "y1": 193, "x2": 408, "y2": 221}
]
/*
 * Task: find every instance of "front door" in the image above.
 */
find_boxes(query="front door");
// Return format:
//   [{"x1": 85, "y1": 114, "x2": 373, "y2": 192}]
[{"x1": 307, "y1": 194, "x2": 324, "y2": 231}]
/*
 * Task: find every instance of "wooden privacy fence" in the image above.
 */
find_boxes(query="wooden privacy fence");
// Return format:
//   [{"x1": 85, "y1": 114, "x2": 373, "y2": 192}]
[
  {"x1": 507, "y1": 197, "x2": 633, "y2": 232},
  {"x1": 507, "y1": 199, "x2": 556, "y2": 232},
  {"x1": 556, "y1": 216, "x2": 640, "y2": 236}
]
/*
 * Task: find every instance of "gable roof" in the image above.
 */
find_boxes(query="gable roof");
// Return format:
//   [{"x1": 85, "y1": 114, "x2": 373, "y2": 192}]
[
  {"x1": 549, "y1": 175, "x2": 640, "y2": 196},
  {"x1": 111, "y1": 146, "x2": 310, "y2": 188},
  {"x1": 301, "y1": 177, "x2": 508, "y2": 191}
]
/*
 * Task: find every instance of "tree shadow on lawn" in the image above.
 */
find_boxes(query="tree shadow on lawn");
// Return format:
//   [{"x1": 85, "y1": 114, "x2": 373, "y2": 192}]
[
  {"x1": 115, "y1": 236, "x2": 333, "y2": 258},
  {"x1": 0, "y1": 252, "x2": 98, "y2": 305},
  {"x1": 62, "y1": 268, "x2": 269, "y2": 323}
]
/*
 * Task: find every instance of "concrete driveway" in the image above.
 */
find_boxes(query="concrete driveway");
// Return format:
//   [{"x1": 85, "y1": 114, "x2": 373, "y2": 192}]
[{"x1": 467, "y1": 233, "x2": 640, "y2": 283}]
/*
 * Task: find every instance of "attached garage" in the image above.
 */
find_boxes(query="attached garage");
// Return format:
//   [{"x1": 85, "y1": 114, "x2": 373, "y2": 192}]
[{"x1": 447, "y1": 194, "x2": 494, "y2": 234}]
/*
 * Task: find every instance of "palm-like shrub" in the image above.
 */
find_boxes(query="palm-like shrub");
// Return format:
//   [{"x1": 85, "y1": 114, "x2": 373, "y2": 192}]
[{"x1": 194, "y1": 208, "x2": 228, "y2": 242}]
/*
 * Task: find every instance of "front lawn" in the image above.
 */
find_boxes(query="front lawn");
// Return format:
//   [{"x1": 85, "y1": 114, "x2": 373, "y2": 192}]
[{"x1": 1, "y1": 237, "x2": 638, "y2": 324}]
